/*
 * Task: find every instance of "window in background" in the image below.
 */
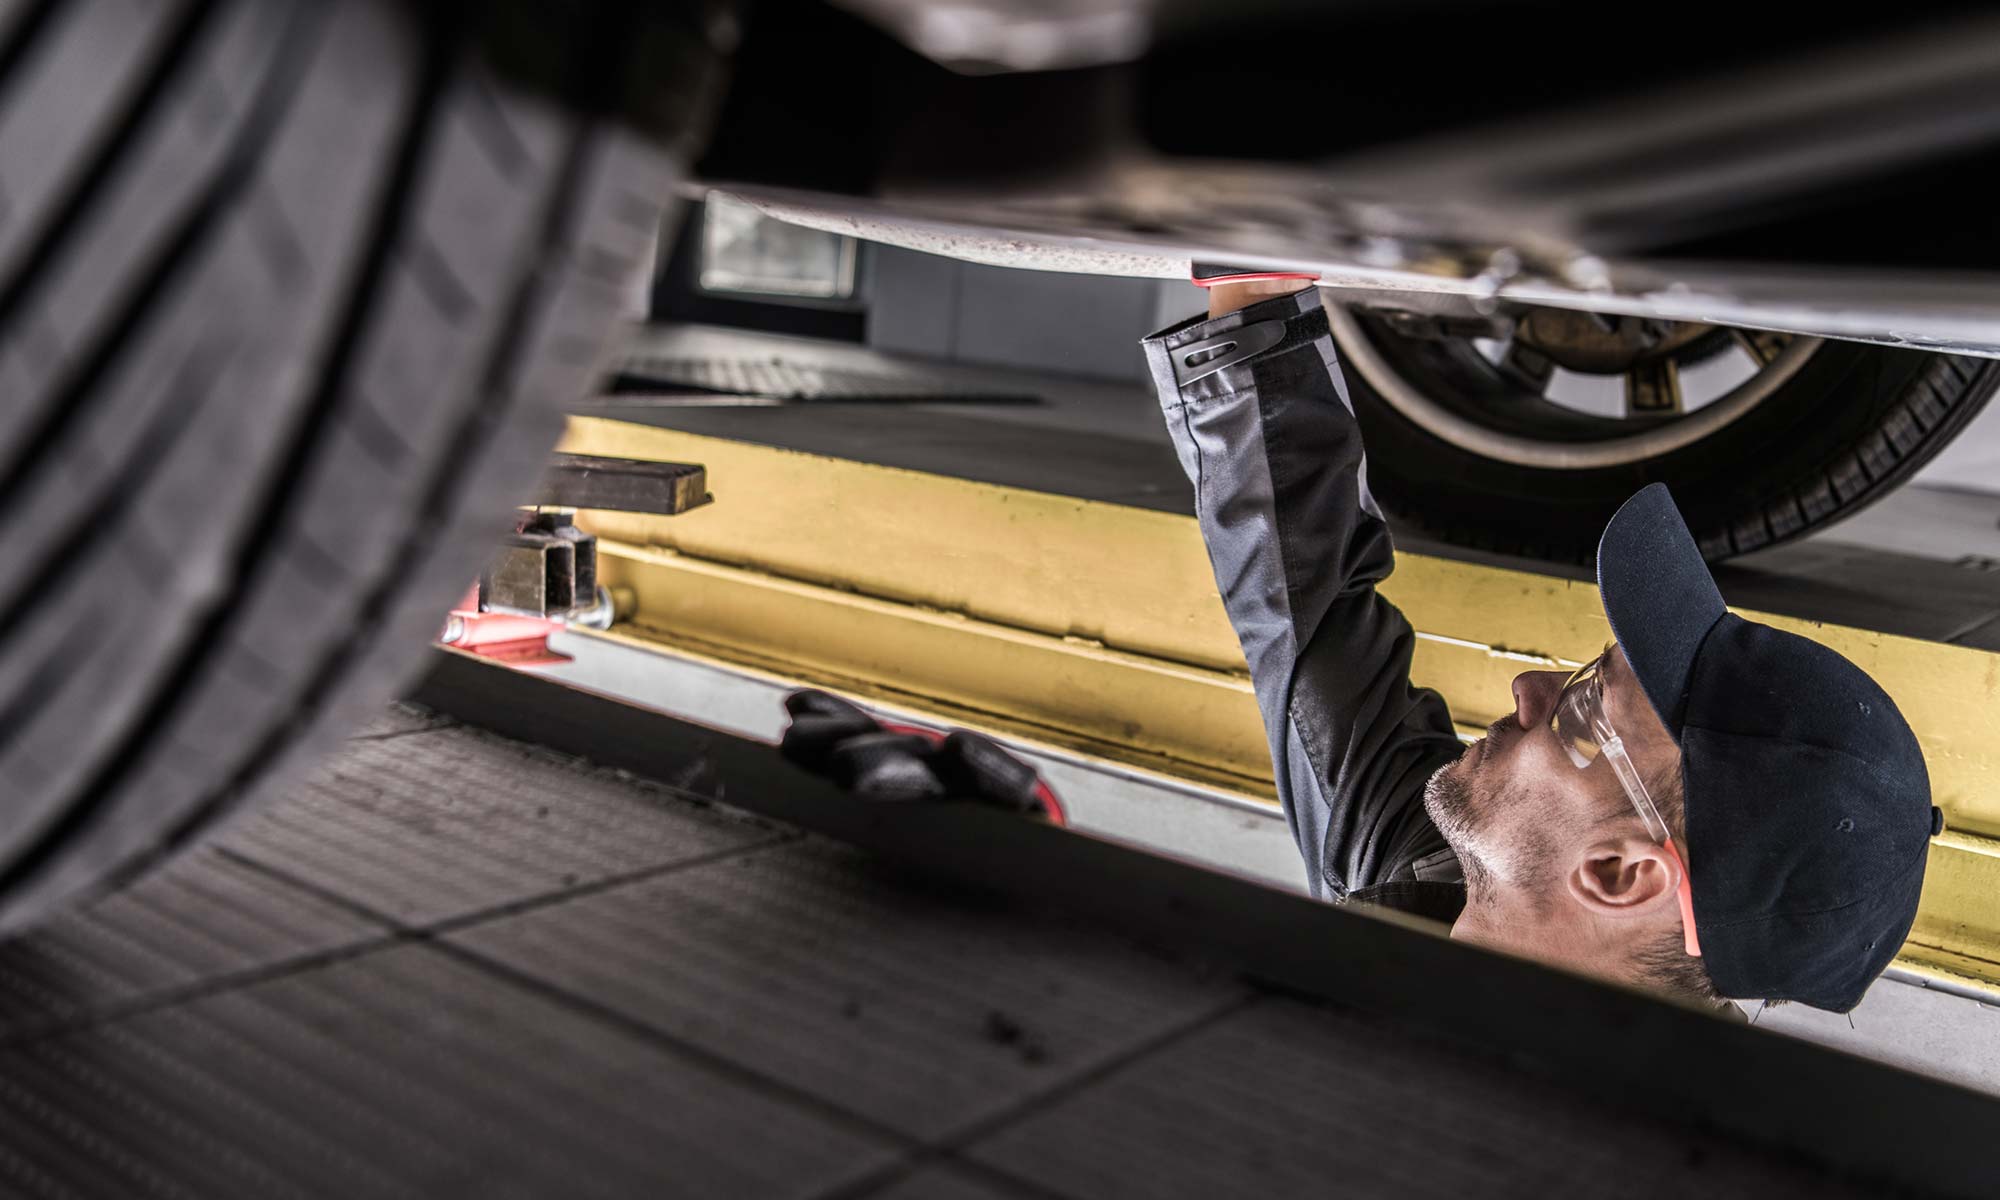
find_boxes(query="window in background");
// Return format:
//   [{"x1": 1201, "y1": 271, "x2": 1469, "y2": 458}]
[
  {"x1": 652, "y1": 194, "x2": 867, "y2": 340},
  {"x1": 698, "y1": 193, "x2": 858, "y2": 300}
]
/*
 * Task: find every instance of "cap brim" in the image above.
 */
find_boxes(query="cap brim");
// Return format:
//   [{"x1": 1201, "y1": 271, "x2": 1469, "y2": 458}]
[{"x1": 1596, "y1": 484, "x2": 1728, "y2": 737}]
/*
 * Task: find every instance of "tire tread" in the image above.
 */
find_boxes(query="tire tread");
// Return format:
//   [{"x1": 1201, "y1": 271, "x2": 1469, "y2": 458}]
[
  {"x1": 0, "y1": 0, "x2": 712, "y2": 930},
  {"x1": 1357, "y1": 337, "x2": 2000, "y2": 564}
]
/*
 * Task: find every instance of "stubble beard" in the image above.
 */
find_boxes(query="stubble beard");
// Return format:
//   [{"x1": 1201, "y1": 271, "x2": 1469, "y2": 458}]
[
  {"x1": 1424, "y1": 742, "x2": 1561, "y2": 913},
  {"x1": 1423, "y1": 762, "x2": 1495, "y2": 906}
]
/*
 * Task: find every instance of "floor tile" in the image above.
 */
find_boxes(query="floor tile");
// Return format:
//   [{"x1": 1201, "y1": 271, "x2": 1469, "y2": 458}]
[
  {"x1": 451, "y1": 838, "x2": 1246, "y2": 1139},
  {"x1": 860, "y1": 1163, "x2": 1054, "y2": 1200},
  {"x1": 968, "y1": 996, "x2": 1870, "y2": 1200},
  {"x1": 0, "y1": 943, "x2": 897, "y2": 1199},
  {"x1": 0, "y1": 848, "x2": 381, "y2": 1032},
  {"x1": 220, "y1": 722, "x2": 778, "y2": 925}
]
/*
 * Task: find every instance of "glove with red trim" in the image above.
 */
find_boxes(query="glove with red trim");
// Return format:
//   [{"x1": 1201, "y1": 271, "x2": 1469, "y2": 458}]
[
  {"x1": 1191, "y1": 262, "x2": 1321, "y2": 288},
  {"x1": 779, "y1": 690, "x2": 1066, "y2": 825}
]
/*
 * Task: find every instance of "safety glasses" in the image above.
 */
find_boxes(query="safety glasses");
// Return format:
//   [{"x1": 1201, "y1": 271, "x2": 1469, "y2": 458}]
[{"x1": 1552, "y1": 649, "x2": 1702, "y2": 957}]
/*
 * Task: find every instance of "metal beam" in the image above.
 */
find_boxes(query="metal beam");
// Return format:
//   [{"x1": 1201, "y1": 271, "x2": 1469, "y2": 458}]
[
  {"x1": 583, "y1": 547, "x2": 1269, "y2": 796},
  {"x1": 533, "y1": 452, "x2": 709, "y2": 515}
]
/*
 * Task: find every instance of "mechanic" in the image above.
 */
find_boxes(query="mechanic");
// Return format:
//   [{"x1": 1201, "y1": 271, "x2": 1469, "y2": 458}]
[{"x1": 1146, "y1": 274, "x2": 1941, "y2": 1013}]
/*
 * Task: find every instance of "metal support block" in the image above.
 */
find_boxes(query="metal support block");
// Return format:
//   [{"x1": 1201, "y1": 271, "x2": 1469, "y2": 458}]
[
  {"x1": 481, "y1": 513, "x2": 596, "y2": 618},
  {"x1": 534, "y1": 453, "x2": 710, "y2": 515}
]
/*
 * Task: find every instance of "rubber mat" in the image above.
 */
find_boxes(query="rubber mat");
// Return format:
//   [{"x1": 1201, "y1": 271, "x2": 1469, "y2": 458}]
[
  {"x1": 0, "y1": 942, "x2": 897, "y2": 1199},
  {"x1": 220, "y1": 722, "x2": 783, "y2": 925},
  {"x1": 0, "y1": 848, "x2": 382, "y2": 1034},
  {"x1": 344, "y1": 703, "x2": 455, "y2": 741},
  {"x1": 0, "y1": 708, "x2": 1926, "y2": 1197},
  {"x1": 865, "y1": 1164, "x2": 1045, "y2": 1199},
  {"x1": 968, "y1": 994, "x2": 1868, "y2": 1200},
  {"x1": 449, "y1": 838, "x2": 1248, "y2": 1139}
]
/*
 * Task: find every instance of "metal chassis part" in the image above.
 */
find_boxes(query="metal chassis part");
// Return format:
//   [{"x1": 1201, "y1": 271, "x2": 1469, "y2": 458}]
[
  {"x1": 444, "y1": 454, "x2": 709, "y2": 663},
  {"x1": 731, "y1": 187, "x2": 2000, "y2": 358},
  {"x1": 694, "y1": 3, "x2": 2000, "y2": 356},
  {"x1": 1323, "y1": 303, "x2": 1825, "y2": 469}
]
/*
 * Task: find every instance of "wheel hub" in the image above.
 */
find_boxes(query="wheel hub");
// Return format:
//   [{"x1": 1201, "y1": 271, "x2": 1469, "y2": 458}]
[
  {"x1": 1326, "y1": 303, "x2": 1823, "y2": 470},
  {"x1": 1511, "y1": 308, "x2": 1712, "y2": 374}
]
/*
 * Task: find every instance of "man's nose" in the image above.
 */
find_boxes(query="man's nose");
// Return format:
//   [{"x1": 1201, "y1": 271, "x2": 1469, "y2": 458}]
[{"x1": 1510, "y1": 670, "x2": 1568, "y2": 731}]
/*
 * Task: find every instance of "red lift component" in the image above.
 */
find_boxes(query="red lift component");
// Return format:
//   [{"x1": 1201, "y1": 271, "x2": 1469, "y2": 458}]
[
  {"x1": 439, "y1": 586, "x2": 572, "y2": 667},
  {"x1": 437, "y1": 455, "x2": 710, "y2": 667}
]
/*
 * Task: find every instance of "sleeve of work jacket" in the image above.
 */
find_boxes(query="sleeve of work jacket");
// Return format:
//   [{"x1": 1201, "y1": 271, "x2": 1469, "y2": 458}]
[{"x1": 1141, "y1": 289, "x2": 1466, "y2": 901}]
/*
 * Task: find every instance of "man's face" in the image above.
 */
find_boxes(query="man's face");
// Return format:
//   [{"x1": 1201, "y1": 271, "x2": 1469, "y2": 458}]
[{"x1": 1424, "y1": 645, "x2": 1681, "y2": 919}]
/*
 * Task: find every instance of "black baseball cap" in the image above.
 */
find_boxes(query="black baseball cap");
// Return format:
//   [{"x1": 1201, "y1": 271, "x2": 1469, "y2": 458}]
[{"x1": 1595, "y1": 484, "x2": 1938, "y2": 1012}]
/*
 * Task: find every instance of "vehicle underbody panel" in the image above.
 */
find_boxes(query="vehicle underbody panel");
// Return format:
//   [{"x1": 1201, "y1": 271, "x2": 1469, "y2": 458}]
[{"x1": 700, "y1": 1, "x2": 2000, "y2": 354}]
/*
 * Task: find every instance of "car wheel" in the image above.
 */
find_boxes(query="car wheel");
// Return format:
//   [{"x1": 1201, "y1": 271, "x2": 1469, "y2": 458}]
[{"x1": 1327, "y1": 301, "x2": 2000, "y2": 563}]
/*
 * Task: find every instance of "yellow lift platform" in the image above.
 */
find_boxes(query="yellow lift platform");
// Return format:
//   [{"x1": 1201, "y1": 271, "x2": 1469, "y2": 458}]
[{"x1": 559, "y1": 415, "x2": 2000, "y2": 999}]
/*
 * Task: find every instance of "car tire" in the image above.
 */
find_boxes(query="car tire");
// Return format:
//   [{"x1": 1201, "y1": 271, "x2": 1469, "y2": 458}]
[
  {"x1": 1330, "y1": 307, "x2": 2000, "y2": 564},
  {"x1": 0, "y1": 0, "x2": 729, "y2": 931}
]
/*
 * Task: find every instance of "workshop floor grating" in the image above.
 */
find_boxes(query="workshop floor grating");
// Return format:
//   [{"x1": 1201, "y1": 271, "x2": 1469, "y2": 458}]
[{"x1": 0, "y1": 708, "x2": 1890, "y2": 1197}]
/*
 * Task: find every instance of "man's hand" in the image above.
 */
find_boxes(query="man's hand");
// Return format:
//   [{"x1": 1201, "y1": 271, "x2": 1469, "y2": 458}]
[{"x1": 1206, "y1": 277, "x2": 1317, "y2": 319}]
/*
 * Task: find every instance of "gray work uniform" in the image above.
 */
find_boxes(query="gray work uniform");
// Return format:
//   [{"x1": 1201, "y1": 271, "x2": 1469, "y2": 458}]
[{"x1": 1141, "y1": 289, "x2": 1469, "y2": 925}]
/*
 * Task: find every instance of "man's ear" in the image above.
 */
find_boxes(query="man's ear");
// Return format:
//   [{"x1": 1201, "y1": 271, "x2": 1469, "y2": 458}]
[{"x1": 1566, "y1": 838, "x2": 1680, "y2": 916}]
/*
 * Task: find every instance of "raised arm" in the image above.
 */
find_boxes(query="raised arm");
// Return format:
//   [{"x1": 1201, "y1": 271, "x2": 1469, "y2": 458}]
[{"x1": 1142, "y1": 284, "x2": 1463, "y2": 900}]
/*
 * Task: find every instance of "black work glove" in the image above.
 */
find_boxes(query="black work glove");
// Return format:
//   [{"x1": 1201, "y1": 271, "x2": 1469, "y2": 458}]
[{"x1": 779, "y1": 690, "x2": 1065, "y2": 824}]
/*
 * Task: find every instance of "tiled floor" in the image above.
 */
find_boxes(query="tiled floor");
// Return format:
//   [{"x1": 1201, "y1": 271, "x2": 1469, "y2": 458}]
[{"x1": 0, "y1": 712, "x2": 1891, "y2": 1197}]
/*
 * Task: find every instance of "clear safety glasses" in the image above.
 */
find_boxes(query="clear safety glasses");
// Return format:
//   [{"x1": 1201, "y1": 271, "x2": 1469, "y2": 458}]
[{"x1": 1551, "y1": 649, "x2": 1702, "y2": 957}]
